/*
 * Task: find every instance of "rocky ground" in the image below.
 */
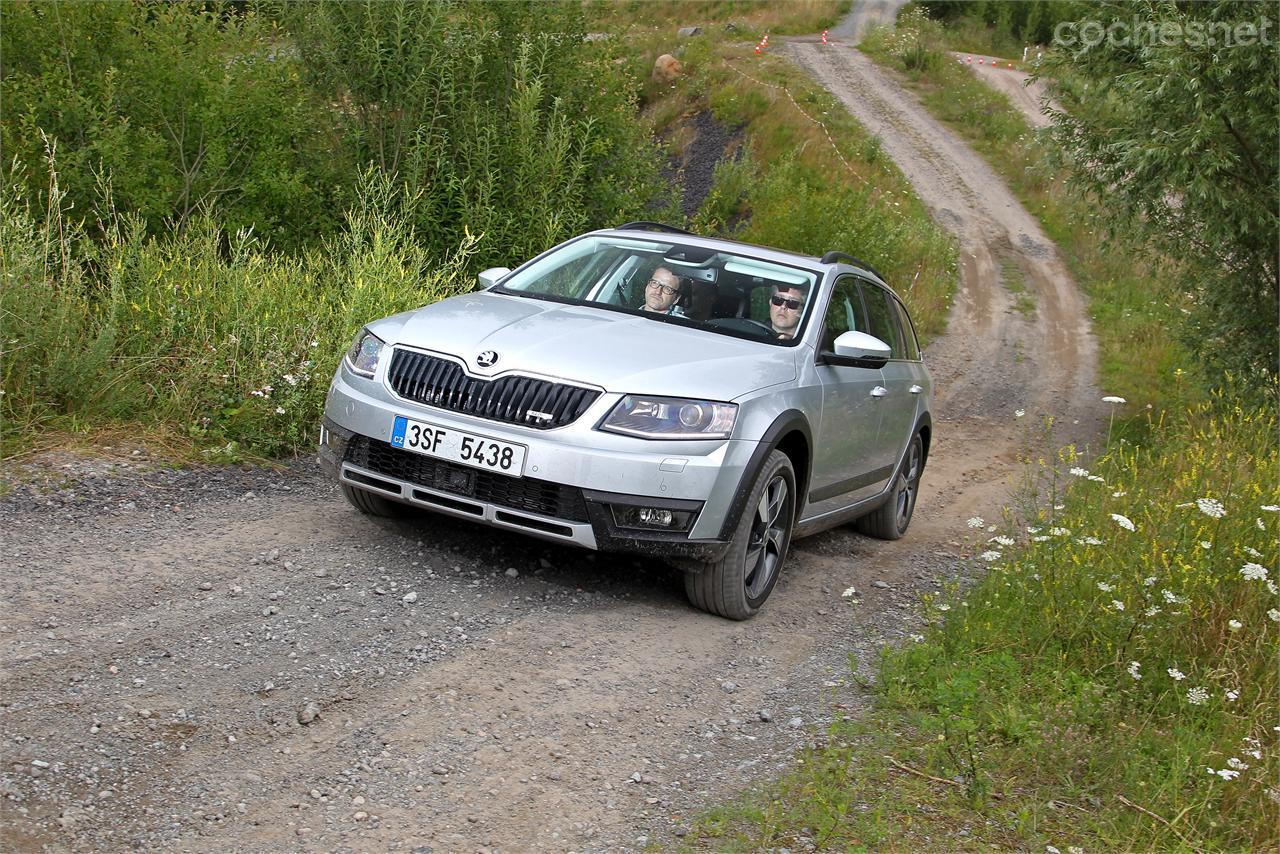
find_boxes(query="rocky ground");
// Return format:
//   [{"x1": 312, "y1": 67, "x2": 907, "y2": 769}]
[{"x1": 0, "y1": 12, "x2": 1102, "y2": 854}]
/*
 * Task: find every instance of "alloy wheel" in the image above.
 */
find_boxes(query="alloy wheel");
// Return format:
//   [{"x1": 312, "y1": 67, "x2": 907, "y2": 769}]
[{"x1": 744, "y1": 474, "x2": 792, "y2": 601}]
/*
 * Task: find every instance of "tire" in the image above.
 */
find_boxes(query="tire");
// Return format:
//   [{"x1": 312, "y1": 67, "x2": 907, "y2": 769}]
[
  {"x1": 684, "y1": 449, "x2": 796, "y2": 620},
  {"x1": 855, "y1": 432, "x2": 924, "y2": 540},
  {"x1": 341, "y1": 483, "x2": 412, "y2": 518}
]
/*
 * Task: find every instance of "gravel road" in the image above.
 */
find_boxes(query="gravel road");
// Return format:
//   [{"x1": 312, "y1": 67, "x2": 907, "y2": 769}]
[{"x1": 1, "y1": 18, "x2": 1102, "y2": 854}]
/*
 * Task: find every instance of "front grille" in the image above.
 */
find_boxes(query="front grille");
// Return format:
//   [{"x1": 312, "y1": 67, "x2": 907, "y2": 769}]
[
  {"x1": 387, "y1": 349, "x2": 599, "y2": 430},
  {"x1": 345, "y1": 436, "x2": 589, "y2": 523}
]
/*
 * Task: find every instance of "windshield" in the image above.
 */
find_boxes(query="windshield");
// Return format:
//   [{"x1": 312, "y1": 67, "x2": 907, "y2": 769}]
[{"x1": 493, "y1": 235, "x2": 819, "y2": 345}]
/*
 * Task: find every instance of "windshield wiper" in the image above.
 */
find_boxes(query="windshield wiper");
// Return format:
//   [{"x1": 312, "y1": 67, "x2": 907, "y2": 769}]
[{"x1": 490, "y1": 286, "x2": 586, "y2": 308}]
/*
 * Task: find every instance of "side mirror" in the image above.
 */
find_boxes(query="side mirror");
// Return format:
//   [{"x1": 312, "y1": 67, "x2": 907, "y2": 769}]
[
  {"x1": 477, "y1": 267, "x2": 511, "y2": 290},
  {"x1": 834, "y1": 330, "x2": 891, "y2": 360},
  {"x1": 821, "y1": 330, "x2": 891, "y2": 368}
]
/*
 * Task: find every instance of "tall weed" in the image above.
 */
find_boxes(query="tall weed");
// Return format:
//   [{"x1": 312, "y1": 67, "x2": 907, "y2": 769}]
[{"x1": 1, "y1": 170, "x2": 477, "y2": 458}]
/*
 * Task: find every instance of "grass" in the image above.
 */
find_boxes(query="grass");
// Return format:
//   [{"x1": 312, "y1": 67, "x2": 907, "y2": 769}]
[
  {"x1": 1000, "y1": 258, "x2": 1036, "y2": 317},
  {"x1": 1, "y1": 169, "x2": 477, "y2": 461},
  {"x1": 696, "y1": 400, "x2": 1280, "y2": 851},
  {"x1": 586, "y1": 0, "x2": 850, "y2": 38}
]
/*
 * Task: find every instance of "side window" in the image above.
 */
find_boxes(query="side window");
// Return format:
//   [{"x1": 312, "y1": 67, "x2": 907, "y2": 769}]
[
  {"x1": 858, "y1": 281, "x2": 905, "y2": 359},
  {"x1": 893, "y1": 298, "x2": 921, "y2": 360},
  {"x1": 820, "y1": 276, "x2": 866, "y2": 351}
]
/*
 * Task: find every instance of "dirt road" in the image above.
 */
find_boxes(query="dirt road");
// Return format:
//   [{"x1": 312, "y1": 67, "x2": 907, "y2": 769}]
[
  {"x1": 954, "y1": 52, "x2": 1056, "y2": 129},
  {"x1": 1, "y1": 26, "x2": 1102, "y2": 854}
]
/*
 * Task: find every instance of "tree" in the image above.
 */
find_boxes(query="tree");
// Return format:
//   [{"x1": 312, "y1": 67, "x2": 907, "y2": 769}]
[{"x1": 1042, "y1": 0, "x2": 1278, "y2": 395}]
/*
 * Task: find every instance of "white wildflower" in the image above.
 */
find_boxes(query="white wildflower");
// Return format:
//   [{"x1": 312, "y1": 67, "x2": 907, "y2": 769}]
[
  {"x1": 1162, "y1": 590, "x2": 1187, "y2": 605},
  {"x1": 1079, "y1": 536, "x2": 1103, "y2": 546},
  {"x1": 274, "y1": 406, "x2": 285, "y2": 415},
  {"x1": 1167, "y1": 668, "x2": 1186, "y2": 681},
  {"x1": 1261, "y1": 504, "x2": 1280, "y2": 512},
  {"x1": 1199, "y1": 540, "x2": 1212, "y2": 549},
  {"x1": 937, "y1": 603, "x2": 951, "y2": 611},
  {"x1": 910, "y1": 633, "x2": 924, "y2": 642},
  {"x1": 1112, "y1": 490, "x2": 1127, "y2": 497},
  {"x1": 1110, "y1": 513, "x2": 1135, "y2": 531},
  {"x1": 1014, "y1": 409, "x2": 1025, "y2": 418},
  {"x1": 1214, "y1": 768, "x2": 1239, "y2": 781},
  {"x1": 1227, "y1": 619, "x2": 1243, "y2": 631},
  {"x1": 1268, "y1": 581, "x2": 1279, "y2": 595},
  {"x1": 1240, "y1": 563, "x2": 1269, "y2": 582},
  {"x1": 990, "y1": 536, "x2": 1015, "y2": 546},
  {"x1": 1268, "y1": 608, "x2": 1280, "y2": 623},
  {"x1": 1046, "y1": 846, "x2": 1061, "y2": 854},
  {"x1": 1225, "y1": 689, "x2": 1239, "y2": 702},
  {"x1": 1226, "y1": 757, "x2": 1249, "y2": 770},
  {"x1": 841, "y1": 587, "x2": 857, "y2": 598},
  {"x1": 1069, "y1": 467, "x2": 1089, "y2": 477},
  {"x1": 1142, "y1": 576, "x2": 1158, "y2": 586},
  {"x1": 1243, "y1": 546, "x2": 1262, "y2": 558},
  {"x1": 282, "y1": 373, "x2": 298, "y2": 386},
  {"x1": 966, "y1": 516, "x2": 985, "y2": 529},
  {"x1": 1257, "y1": 517, "x2": 1267, "y2": 531},
  {"x1": 1186, "y1": 686, "x2": 1208, "y2": 705},
  {"x1": 1027, "y1": 526, "x2": 1041, "y2": 534},
  {"x1": 1096, "y1": 581, "x2": 1114, "y2": 593},
  {"x1": 1126, "y1": 661, "x2": 1141, "y2": 680},
  {"x1": 310, "y1": 339, "x2": 319, "y2": 347},
  {"x1": 1195, "y1": 498, "x2": 1226, "y2": 518},
  {"x1": 1143, "y1": 606, "x2": 1162, "y2": 617},
  {"x1": 979, "y1": 551, "x2": 1002, "y2": 562},
  {"x1": 1032, "y1": 535, "x2": 1051, "y2": 542},
  {"x1": 1053, "y1": 503, "x2": 1065, "y2": 511},
  {"x1": 1087, "y1": 475, "x2": 1105, "y2": 482},
  {"x1": 1111, "y1": 599, "x2": 1125, "y2": 611},
  {"x1": 1049, "y1": 527, "x2": 1070, "y2": 537},
  {"x1": 1101, "y1": 395, "x2": 1126, "y2": 404}
]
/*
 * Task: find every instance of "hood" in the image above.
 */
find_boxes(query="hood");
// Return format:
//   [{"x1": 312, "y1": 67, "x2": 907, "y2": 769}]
[{"x1": 384, "y1": 292, "x2": 796, "y2": 400}]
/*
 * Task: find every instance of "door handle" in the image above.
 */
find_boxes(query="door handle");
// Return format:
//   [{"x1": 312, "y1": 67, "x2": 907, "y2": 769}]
[
  {"x1": 909, "y1": 385, "x2": 924, "y2": 394},
  {"x1": 870, "y1": 386, "x2": 888, "y2": 398}
]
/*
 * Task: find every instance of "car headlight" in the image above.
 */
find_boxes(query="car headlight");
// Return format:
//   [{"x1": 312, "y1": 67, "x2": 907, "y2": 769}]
[
  {"x1": 600, "y1": 395, "x2": 737, "y2": 440},
  {"x1": 345, "y1": 329, "x2": 385, "y2": 378}
]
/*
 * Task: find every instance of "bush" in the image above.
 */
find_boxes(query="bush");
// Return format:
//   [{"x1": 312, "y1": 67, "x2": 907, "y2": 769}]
[
  {"x1": 1, "y1": 168, "x2": 477, "y2": 458},
  {"x1": 1, "y1": 2, "x2": 340, "y2": 251}
]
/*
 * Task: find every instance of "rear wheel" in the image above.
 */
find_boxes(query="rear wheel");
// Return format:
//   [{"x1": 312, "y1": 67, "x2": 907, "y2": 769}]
[
  {"x1": 341, "y1": 483, "x2": 412, "y2": 518},
  {"x1": 855, "y1": 433, "x2": 924, "y2": 540},
  {"x1": 684, "y1": 450, "x2": 795, "y2": 620}
]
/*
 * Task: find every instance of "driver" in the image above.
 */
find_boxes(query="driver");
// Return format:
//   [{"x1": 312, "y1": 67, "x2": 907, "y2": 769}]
[
  {"x1": 769, "y1": 284, "x2": 807, "y2": 339},
  {"x1": 641, "y1": 266, "x2": 686, "y2": 316}
]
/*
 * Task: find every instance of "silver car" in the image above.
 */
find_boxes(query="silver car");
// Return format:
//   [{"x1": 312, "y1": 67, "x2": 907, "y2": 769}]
[{"x1": 319, "y1": 223, "x2": 932, "y2": 619}]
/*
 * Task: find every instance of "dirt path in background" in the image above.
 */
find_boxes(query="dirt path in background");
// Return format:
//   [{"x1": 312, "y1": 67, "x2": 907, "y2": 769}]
[
  {"x1": 0, "y1": 23, "x2": 1103, "y2": 854},
  {"x1": 954, "y1": 52, "x2": 1057, "y2": 128}
]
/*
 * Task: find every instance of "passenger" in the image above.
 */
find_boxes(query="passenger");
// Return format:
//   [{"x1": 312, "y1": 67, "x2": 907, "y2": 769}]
[
  {"x1": 641, "y1": 266, "x2": 686, "y2": 316},
  {"x1": 769, "y1": 284, "x2": 807, "y2": 339}
]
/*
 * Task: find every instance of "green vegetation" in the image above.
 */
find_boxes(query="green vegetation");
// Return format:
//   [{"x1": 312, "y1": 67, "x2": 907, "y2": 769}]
[
  {"x1": 695, "y1": 4, "x2": 1278, "y2": 852},
  {"x1": 699, "y1": 401, "x2": 1279, "y2": 851},
  {"x1": 2, "y1": 171, "x2": 473, "y2": 460},
  {"x1": 917, "y1": 0, "x2": 1086, "y2": 58}
]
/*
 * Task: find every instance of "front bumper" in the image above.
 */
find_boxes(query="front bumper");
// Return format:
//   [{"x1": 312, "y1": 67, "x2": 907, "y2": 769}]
[{"x1": 320, "y1": 366, "x2": 753, "y2": 560}]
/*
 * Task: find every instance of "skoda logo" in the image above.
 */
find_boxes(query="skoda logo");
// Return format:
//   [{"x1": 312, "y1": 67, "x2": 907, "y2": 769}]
[{"x1": 476, "y1": 350, "x2": 499, "y2": 368}]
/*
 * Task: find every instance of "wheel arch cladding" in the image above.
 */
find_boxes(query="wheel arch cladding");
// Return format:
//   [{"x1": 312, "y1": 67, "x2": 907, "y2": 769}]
[
  {"x1": 718, "y1": 410, "x2": 812, "y2": 539},
  {"x1": 915, "y1": 413, "x2": 932, "y2": 468}
]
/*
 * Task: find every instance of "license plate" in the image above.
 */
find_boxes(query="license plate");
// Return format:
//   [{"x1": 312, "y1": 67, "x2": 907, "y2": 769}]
[{"x1": 390, "y1": 416, "x2": 526, "y2": 477}]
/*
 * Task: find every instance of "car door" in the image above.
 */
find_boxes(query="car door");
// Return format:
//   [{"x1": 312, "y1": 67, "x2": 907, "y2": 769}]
[
  {"x1": 809, "y1": 275, "x2": 888, "y2": 507},
  {"x1": 857, "y1": 280, "x2": 920, "y2": 472}
]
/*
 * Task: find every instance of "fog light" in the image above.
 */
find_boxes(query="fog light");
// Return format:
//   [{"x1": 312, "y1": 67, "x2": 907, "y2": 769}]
[
  {"x1": 639, "y1": 508, "x2": 674, "y2": 527},
  {"x1": 611, "y1": 505, "x2": 697, "y2": 532}
]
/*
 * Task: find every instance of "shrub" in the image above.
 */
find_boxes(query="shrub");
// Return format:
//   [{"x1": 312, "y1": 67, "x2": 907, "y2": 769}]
[{"x1": 1, "y1": 168, "x2": 477, "y2": 458}]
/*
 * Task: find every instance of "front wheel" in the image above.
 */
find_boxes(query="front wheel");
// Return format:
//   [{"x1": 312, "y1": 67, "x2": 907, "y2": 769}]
[
  {"x1": 684, "y1": 449, "x2": 796, "y2": 620},
  {"x1": 341, "y1": 484, "x2": 413, "y2": 519},
  {"x1": 855, "y1": 432, "x2": 924, "y2": 540}
]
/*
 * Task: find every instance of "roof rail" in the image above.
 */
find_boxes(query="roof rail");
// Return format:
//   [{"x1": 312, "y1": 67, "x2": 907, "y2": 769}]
[
  {"x1": 615, "y1": 221, "x2": 695, "y2": 236},
  {"x1": 820, "y1": 250, "x2": 883, "y2": 279}
]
